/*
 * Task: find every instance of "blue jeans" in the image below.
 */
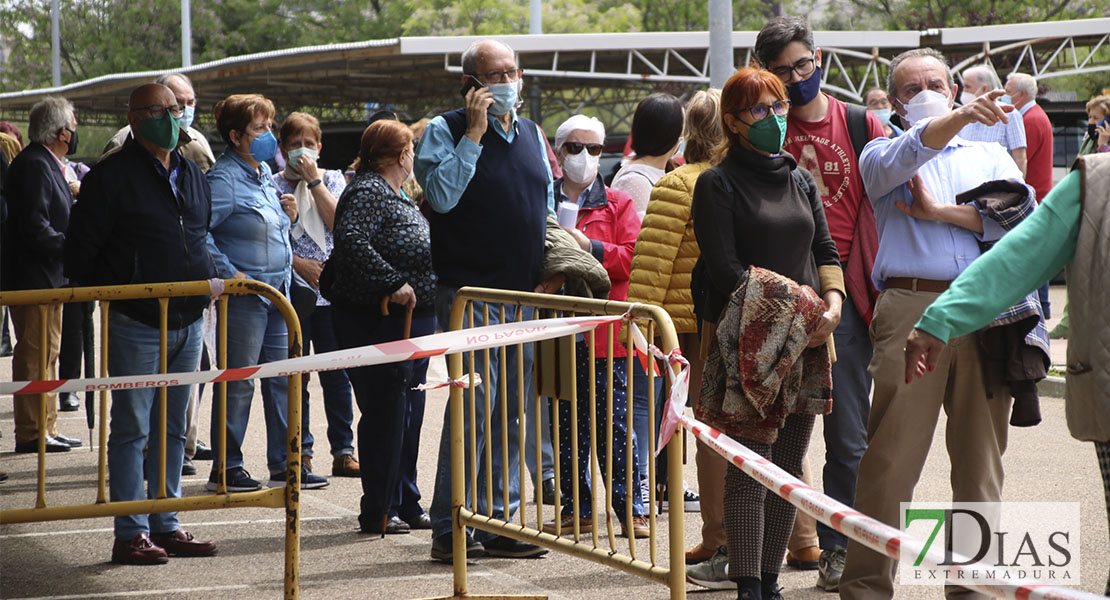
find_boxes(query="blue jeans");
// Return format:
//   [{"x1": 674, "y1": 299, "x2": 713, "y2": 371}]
[
  {"x1": 298, "y1": 305, "x2": 354, "y2": 459},
  {"x1": 107, "y1": 312, "x2": 202, "y2": 540},
  {"x1": 429, "y1": 286, "x2": 532, "y2": 540},
  {"x1": 818, "y1": 292, "x2": 873, "y2": 550},
  {"x1": 210, "y1": 295, "x2": 290, "y2": 475},
  {"x1": 631, "y1": 358, "x2": 665, "y2": 489},
  {"x1": 552, "y1": 349, "x2": 644, "y2": 517}
]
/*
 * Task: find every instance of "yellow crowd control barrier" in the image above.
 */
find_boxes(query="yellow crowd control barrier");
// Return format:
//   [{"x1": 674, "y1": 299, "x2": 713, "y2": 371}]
[
  {"x1": 0, "y1": 280, "x2": 303, "y2": 600},
  {"x1": 432, "y1": 287, "x2": 687, "y2": 600}
]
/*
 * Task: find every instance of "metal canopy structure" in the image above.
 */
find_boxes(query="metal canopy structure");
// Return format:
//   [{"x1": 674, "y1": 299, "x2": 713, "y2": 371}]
[{"x1": 1, "y1": 18, "x2": 1106, "y2": 130}]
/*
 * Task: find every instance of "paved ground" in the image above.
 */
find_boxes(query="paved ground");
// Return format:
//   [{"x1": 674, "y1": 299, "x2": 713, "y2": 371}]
[{"x1": 2, "y1": 285, "x2": 1107, "y2": 599}]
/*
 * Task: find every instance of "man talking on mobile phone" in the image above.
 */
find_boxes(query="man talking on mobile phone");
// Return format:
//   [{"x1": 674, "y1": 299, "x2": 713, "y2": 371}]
[{"x1": 414, "y1": 38, "x2": 556, "y2": 563}]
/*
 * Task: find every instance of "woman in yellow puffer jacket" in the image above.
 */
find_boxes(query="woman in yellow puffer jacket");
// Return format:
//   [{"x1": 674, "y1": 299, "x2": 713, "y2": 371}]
[{"x1": 626, "y1": 89, "x2": 723, "y2": 557}]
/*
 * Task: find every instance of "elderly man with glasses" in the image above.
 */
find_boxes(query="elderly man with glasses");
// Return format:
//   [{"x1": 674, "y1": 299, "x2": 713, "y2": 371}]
[
  {"x1": 65, "y1": 83, "x2": 218, "y2": 565},
  {"x1": 414, "y1": 38, "x2": 556, "y2": 563}
]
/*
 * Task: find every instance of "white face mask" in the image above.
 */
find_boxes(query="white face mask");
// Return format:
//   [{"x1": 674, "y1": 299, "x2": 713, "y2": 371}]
[
  {"x1": 403, "y1": 151, "x2": 414, "y2": 183},
  {"x1": 901, "y1": 89, "x2": 952, "y2": 126},
  {"x1": 959, "y1": 91, "x2": 977, "y2": 106},
  {"x1": 562, "y1": 148, "x2": 600, "y2": 185}
]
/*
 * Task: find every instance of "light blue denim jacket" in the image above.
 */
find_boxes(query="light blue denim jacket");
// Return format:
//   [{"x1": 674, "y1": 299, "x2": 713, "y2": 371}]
[{"x1": 206, "y1": 152, "x2": 292, "y2": 300}]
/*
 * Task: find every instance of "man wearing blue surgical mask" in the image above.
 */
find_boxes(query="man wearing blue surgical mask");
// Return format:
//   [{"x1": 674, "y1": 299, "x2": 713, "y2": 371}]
[
  {"x1": 414, "y1": 38, "x2": 555, "y2": 563},
  {"x1": 101, "y1": 73, "x2": 215, "y2": 173},
  {"x1": 840, "y1": 48, "x2": 1034, "y2": 600},
  {"x1": 753, "y1": 17, "x2": 887, "y2": 593}
]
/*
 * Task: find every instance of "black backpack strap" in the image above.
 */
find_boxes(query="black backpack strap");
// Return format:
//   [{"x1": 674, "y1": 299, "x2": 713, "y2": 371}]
[{"x1": 845, "y1": 102, "x2": 870, "y2": 160}]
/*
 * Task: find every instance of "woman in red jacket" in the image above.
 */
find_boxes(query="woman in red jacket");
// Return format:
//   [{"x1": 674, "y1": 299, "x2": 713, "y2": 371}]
[{"x1": 540, "y1": 114, "x2": 648, "y2": 539}]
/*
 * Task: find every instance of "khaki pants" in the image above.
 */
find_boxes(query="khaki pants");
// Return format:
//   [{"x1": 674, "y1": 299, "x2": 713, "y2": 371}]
[
  {"x1": 839, "y1": 289, "x2": 1010, "y2": 600},
  {"x1": 788, "y1": 454, "x2": 819, "y2": 552},
  {"x1": 10, "y1": 303, "x2": 62, "y2": 444}
]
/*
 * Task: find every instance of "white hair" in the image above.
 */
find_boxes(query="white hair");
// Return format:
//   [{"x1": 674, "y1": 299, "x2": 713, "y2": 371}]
[
  {"x1": 1007, "y1": 72, "x2": 1037, "y2": 98},
  {"x1": 28, "y1": 97, "x2": 74, "y2": 146},
  {"x1": 963, "y1": 65, "x2": 1001, "y2": 91},
  {"x1": 554, "y1": 114, "x2": 605, "y2": 151}
]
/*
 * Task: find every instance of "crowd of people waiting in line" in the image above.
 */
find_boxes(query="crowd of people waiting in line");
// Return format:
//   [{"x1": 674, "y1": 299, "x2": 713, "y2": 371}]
[{"x1": 2, "y1": 14, "x2": 1110, "y2": 599}]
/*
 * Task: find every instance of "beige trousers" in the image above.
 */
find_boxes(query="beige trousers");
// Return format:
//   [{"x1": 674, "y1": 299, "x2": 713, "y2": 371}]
[
  {"x1": 839, "y1": 289, "x2": 1010, "y2": 600},
  {"x1": 10, "y1": 304, "x2": 63, "y2": 443}
]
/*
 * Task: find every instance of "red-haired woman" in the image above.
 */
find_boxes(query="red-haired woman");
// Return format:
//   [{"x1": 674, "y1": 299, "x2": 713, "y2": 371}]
[
  {"x1": 321, "y1": 119, "x2": 436, "y2": 535},
  {"x1": 688, "y1": 67, "x2": 844, "y2": 600}
]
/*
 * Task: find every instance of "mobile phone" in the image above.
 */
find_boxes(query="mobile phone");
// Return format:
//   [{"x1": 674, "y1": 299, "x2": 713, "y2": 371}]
[{"x1": 460, "y1": 75, "x2": 485, "y2": 98}]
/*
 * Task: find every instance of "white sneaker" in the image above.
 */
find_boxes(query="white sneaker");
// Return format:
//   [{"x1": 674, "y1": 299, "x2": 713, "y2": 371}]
[{"x1": 685, "y1": 545, "x2": 731, "y2": 589}]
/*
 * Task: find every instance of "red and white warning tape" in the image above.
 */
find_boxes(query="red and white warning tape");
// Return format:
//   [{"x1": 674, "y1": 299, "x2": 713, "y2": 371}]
[
  {"x1": 0, "y1": 314, "x2": 621, "y2": 397},
  {"x1": 681, "y1": 415, "x2": 1102, "y2": 600}
]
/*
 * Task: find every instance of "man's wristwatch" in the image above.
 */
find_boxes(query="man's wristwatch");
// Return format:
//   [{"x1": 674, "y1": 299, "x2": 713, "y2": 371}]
[{"x1": 307, "y1": 178, "x2": 323, "y2": 189}]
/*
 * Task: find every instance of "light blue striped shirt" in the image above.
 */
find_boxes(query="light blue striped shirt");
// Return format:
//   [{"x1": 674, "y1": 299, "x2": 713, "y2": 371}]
[
  {"x1": 860, "y1": 117, "x2": 1030, "y2": 288},
  {"x1": 959, "y1": 107, "x2": 1026, "y2": 151}
]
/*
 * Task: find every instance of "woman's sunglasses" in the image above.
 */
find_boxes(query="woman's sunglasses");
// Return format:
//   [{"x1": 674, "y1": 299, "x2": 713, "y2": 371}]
[{"x1": 562, "y1": 142, "x2": 603, "y2": 156}]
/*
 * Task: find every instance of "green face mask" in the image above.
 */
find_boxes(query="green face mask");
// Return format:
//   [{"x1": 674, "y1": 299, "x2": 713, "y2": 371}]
[
  {"x1": 139, "y1": 111, "x2": 181, "y2": 151},
  {"x1": 745, "y1": 114, "x2": 787, "y2": 154}
]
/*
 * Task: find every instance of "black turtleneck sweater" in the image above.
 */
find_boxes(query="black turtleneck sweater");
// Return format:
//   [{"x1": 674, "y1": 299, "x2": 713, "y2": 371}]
[{"x1": 692, "y1": 145, "x2": 840, "y2": 323}]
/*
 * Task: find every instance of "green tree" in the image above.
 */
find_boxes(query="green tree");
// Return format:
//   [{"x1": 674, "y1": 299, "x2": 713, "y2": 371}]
[{"x1": 817, "y1": 0, "x2": 1110, "y2": 29}]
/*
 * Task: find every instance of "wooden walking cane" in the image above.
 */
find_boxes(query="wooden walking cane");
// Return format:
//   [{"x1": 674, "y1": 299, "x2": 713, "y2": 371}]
[{"x1": 377, "y1": 295, "x2": 415, "y2": 537}]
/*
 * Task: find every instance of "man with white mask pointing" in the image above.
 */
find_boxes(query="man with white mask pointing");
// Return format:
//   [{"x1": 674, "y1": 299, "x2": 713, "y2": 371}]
[{"x1": 839, "y1": 48, "x2": 1032, "y2": 600}]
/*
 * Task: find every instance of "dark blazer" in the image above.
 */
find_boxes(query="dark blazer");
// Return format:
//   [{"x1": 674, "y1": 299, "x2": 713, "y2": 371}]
[
  {"x1": 2, "y1": 142, "x2": 71, "y2": 290},
  {"x1": 65, "y1": 142, "x2": 216, "y2": 330}
]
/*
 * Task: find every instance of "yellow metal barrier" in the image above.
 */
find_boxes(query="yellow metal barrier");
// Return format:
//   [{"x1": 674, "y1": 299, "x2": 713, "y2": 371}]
[
  {"x1": 432, "y1": 287, "x2": 686, "y2": 600},
  {"x1": 0, "y1": 280, "x2": 303, "y2": 600}
]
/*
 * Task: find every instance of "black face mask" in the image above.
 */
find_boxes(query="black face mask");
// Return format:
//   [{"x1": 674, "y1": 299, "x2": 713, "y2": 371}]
[{"x1": 64, "y1": 127, "x2": 78, "y2": 155}]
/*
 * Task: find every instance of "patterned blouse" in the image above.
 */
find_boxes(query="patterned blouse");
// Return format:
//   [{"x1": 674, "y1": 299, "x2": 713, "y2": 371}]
[
  {"x1": 322, "y1": 170, "x2": 436, "y2": 311},
  {"x1": 271, "y1": 169, "x2": 346, "y2": 306}
]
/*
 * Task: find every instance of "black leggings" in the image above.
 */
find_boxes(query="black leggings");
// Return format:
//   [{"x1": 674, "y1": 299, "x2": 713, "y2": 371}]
[{"x1": 724, "y1": 413, "x2": 815, "y2": 580}]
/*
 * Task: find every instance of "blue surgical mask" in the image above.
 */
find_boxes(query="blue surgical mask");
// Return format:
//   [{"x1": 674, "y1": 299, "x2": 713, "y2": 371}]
[
  {"x1": 787, "y1": 65, "x2": 823, "y2": 106},
  {"x1": 487, "y1": 81, "x2": 521, "y2": 116},
  {"x1": 998, "y1": 94, "x2": 1013, "y2": 105},
  {"x1": 180, "y1": 105, "x2": 195, "y2": 130},
  {"x1": 249, "y1": 130, "x2": 278, "y2": 162},
  {"x1": 872, "y1": 108, "x2": 892, "y2": 126}
]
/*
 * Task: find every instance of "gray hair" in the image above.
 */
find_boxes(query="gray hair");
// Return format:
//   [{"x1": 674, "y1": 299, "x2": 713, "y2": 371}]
[
  {"x1": 1007, "y1": 72, "x2": 1037, "y2": 98},
  {"x1": 28, "y1": 96, "x2": 74, "y2": 146},
  {"x1": 962, "y1": 65, "x2": 1001, "y2": 91},
  {"x1": 887, "y1": 48, "x2": 955, "y2": 98},
  {"x1": 155, "y1": 72, "x2": 194, "y2": 91},
  {"x1": 461, "y1": 39, "x2": 516, "y2": 75}
]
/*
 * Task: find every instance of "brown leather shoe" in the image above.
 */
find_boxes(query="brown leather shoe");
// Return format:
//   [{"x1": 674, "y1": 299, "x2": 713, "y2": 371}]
[
  {"x1": 112, "y1": 533, "x2": 168, "y2": 565},
  {"x1": 686, "y1": 542, "x2": 716, "y2": 564},
  {"x1": 620, "y1": 515, "x2": 650, "y2": 539},
  {"x1": 332, "y1": 454, "x2": 360, "y2": 477},
  {"x1": 786, "y1": 545, "x2": 820, "y2": 570},
  {"x1": 150, "y1": 529, "x2": 218, "y2": 557},
  {"x1": 541, "y1": 514, "x2": 593, "y2": 535}
]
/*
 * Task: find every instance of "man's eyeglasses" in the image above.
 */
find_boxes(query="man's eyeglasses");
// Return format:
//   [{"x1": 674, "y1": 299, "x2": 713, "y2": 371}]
[
  {"x1": 738, "y1": 100, "x2": 791, "y2": 121},
  {"x1": 770, "y1": 57, "x2": 816, "y2": 81},
  {"x1": 468, "y1": 68, "x2": 523, "y2": 83},
  {"x1": 132, "y1": 104, "x2": 185, "y2": 118},
  {"x1": 562, "y1": 142, "x2": 603, "y2": 156}
]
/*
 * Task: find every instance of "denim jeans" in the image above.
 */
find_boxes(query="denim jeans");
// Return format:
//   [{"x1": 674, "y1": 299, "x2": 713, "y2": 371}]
[
  {"x1": 630, "y1": 358, "x2": 665, "y2": 489},
  {"x1": 333, "y1": 306, "x2": 435, "y2": 528},
  {"x1": 429, "y1": 286, "x2": 533, "y2": 540},
  {"x1": 817, "y1": 293, "x2": 873, "y2": 550},
  {"x1": 210, "y1": 295, "x2": 290, "y2": 475},
  {"x1": 107, "y1": 312, "x2": 202, "y2": 540},
  {"x1": 298, "y1": 305, "x2": 354, "y2": 459}
]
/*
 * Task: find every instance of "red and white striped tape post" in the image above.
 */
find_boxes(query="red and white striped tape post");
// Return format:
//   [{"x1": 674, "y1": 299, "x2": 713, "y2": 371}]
[
  {"x1": 0, "y1": 314, "x2": 623, "y2": 397},
  {"x1": 680, "y1": 415, "x2": 1102, "y2": 600}
]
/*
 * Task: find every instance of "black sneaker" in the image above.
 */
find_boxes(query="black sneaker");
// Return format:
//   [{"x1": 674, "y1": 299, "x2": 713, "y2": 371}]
[
  {"x1": 206, "y1": 466, "x2": 262, "y2": 492},
  {"x1": 430, "y1": 532, "x2": 486, "y2": 563},
  {"x1": 481, "y1": 535, "x2": 548, "y2": 558},
  {"x1": 181, "y1": 457, "x2": 197, "y2": 476},
  {"x1": 267, "y1": 467, "x2": 329, "y2": 489}
]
